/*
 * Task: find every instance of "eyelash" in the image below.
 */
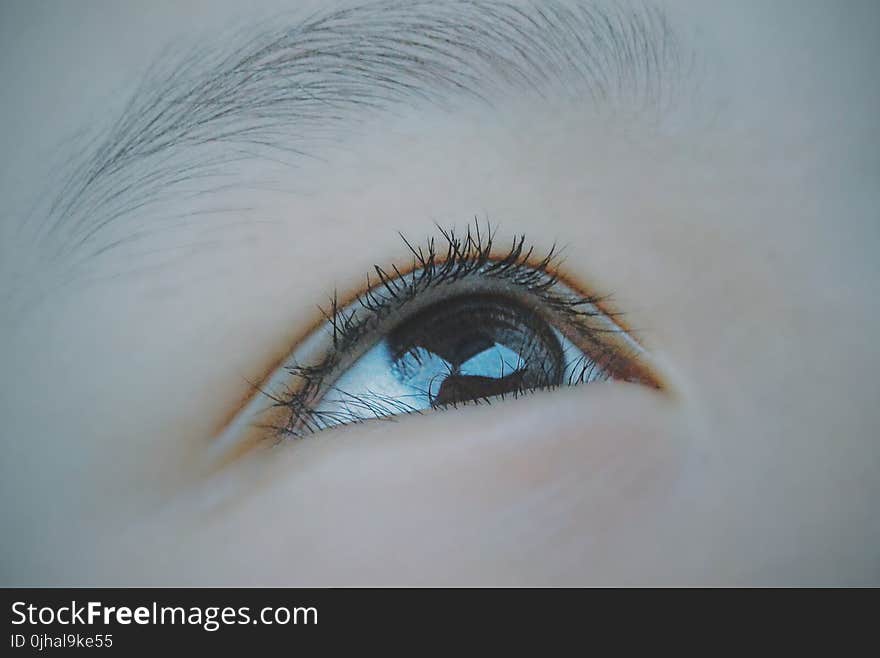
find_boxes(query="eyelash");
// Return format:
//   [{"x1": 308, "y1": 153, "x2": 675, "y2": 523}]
[{"x1": 254, "y1": 221, "x2": 653, "y2": 439}]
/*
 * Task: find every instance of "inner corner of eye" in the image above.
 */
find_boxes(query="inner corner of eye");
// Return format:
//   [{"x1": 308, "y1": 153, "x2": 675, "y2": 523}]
[{"x1": 223, "y1": 228, "x2": 665, "y2": 442}]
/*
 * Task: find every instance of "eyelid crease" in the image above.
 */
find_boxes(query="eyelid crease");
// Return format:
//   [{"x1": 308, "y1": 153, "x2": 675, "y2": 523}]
[{"x1": 210, "y1": 223, "x2": 668, "y2": 464}]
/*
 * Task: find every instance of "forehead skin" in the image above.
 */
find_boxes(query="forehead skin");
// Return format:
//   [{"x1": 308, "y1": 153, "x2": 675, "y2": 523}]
[{"x1": 0, "y1": 0, "x2": 878, "y2": 585}]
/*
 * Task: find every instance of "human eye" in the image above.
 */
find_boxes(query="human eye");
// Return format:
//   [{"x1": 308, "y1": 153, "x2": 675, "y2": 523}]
[{"x1": 217, "y1": 223, "x2": 666, "y2": 448}]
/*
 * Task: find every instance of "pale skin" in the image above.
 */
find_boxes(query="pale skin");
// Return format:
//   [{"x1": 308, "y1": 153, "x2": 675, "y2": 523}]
[{"x1": 0, "y1": 0, "x2": 878, "y2": 585}]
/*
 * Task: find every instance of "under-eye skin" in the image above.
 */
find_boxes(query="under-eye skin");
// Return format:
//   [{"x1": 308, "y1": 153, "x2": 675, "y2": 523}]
[{"x1": 219, "y1": 223, "x2": 664, "y2": 447}]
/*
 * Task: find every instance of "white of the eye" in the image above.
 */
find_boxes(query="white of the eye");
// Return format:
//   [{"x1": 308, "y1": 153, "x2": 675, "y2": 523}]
[{"x1": 313, "y1": 329, "x2": 603, "y2": 424}]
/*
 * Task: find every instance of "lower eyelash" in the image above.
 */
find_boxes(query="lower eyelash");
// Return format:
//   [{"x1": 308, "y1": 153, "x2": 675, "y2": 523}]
[{"x1": 254, "y1": 220, "x2": 647, "y2": 440}]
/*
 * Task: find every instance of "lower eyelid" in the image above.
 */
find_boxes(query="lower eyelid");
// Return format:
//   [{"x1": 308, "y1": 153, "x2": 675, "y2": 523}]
[
  {"x1": 211, "y1": 367, "x2": 676, "y2": 466},
  {"x1": 200, "y1": 381, "x2": 686, "y2": 563}
]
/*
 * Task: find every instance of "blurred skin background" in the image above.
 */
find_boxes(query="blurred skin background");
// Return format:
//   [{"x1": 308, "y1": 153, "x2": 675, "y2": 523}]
[{"x1": 0, "y1": 0, "x2": 877, "y2": 585}]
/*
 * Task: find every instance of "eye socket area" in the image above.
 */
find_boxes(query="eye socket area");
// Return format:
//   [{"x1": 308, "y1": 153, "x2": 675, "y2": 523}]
[
  {"x1": 213, "y1": 229, "x2": 666, "y2": 454},
  {"x1": 283, "y1": 270, "x2": 660, "y2": 435}
]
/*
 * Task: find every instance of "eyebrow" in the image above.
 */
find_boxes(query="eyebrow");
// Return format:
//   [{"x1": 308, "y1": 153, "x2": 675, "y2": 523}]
[{"x1": 31, "y1": 0, "x2": 684, "y2": 277}]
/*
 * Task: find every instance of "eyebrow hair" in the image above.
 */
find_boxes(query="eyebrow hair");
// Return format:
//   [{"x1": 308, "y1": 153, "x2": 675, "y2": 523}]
[{"x1": 29, "y1": 0, "x2": 685, "y2": 281}]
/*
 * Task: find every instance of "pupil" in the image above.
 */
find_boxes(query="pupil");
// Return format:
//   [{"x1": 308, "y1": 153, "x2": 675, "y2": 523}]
[{"x1": 388, "y1": 294, "x2": 564, "y2": 406}]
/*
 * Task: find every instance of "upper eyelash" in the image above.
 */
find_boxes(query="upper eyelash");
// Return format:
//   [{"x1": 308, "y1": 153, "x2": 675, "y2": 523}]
[{"x1": 253, "y1": 220, "x2": 643, "y2": 439}]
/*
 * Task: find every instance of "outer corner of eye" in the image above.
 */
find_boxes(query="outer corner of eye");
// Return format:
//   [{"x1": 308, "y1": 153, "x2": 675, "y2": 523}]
[{"x1": 212, "y1": 223, "x2": 668, "y2": 458}]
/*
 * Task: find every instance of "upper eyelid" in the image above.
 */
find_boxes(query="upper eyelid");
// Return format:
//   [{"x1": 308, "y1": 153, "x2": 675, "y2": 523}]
[{"x1": 304, "y1": 229, "x2": 571, "y2": 380}]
